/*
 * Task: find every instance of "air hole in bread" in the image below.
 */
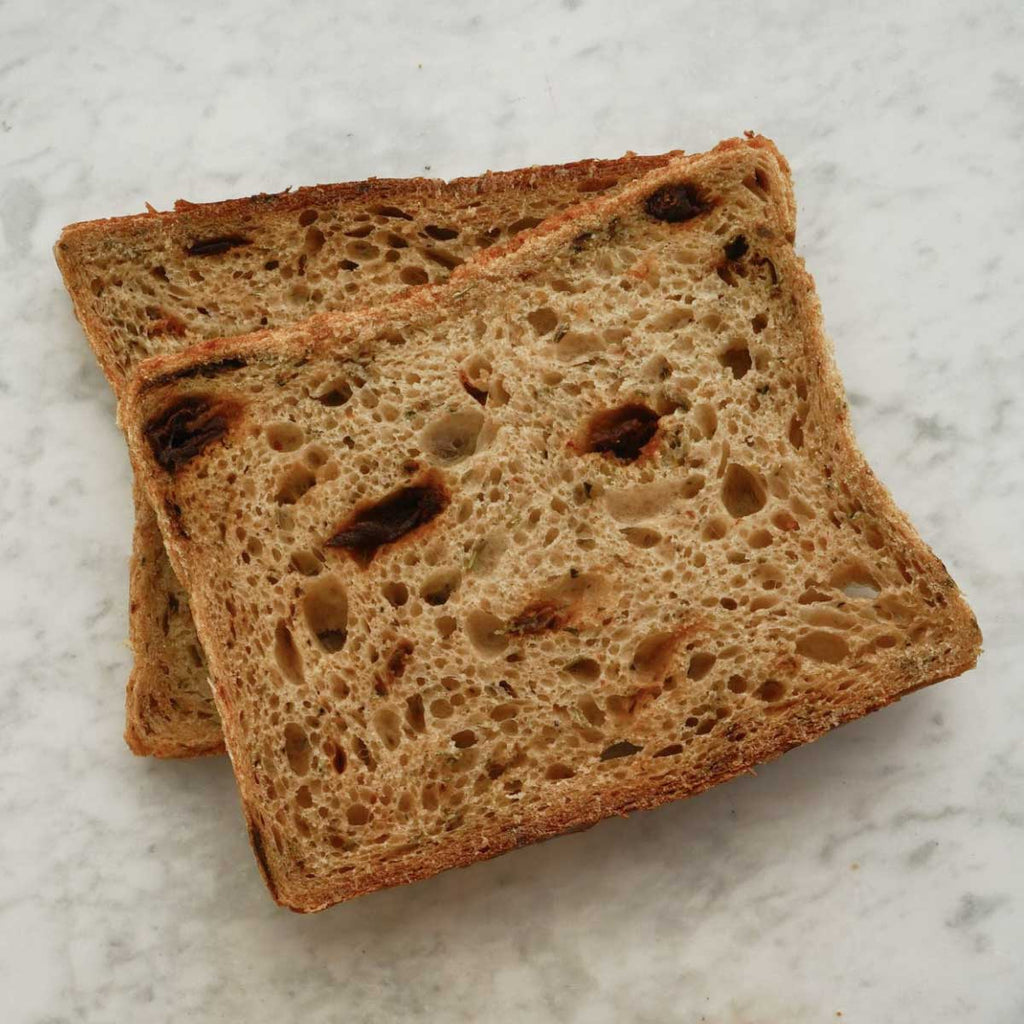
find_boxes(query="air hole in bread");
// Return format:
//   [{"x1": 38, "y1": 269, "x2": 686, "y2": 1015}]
[
  {"x1": 452, "y1": 729, "x2": 477, "y2": 749},
  {"x1": 631, "y1": 632, "x2": 678, "y2": 679},
  {"x1": 654, "y1": 744, "x2": 684, "y2": 758},
  {"x1": 702, "y1": 516, "x2": 729, "y2": 541},
  {"x1": 423, "y1": 248, "x2": 464, "y2": 271},
  {"x1": 604, "y1": 479, "x2": 682, "y2": 522},
  {"x1": 484, "y1": 703, "x2": 517, "y2": 726},
  {"x1": 748, "y1": 528, "x2": 773, "y2": 549},
  {"x1": 788, "y1": 414, "x2": 804, "y2": 449},
  {"x1": 682, "y1": 474, "x2": 706, "y2": 500},
  {"x1": 370, "y1": 204, "x2": 413, "y2": 221},
  {"x1": 687, "y1": 652, "x2": 716, "y2": 681},
  {"x1": 527, "y1": 307, "x2": 559, "y2": 336},
  {"x1": 303, "y1": 444, "x2": 329, "y2": 470},
  {"x1": 693, "y1": 403, "x2": 717, "y2": 439},
  {"x1": 373, "y1": 709, "x2": 403, "y2": 751},
  {"x1": 650, "y1": 307, "x2": 693, "y2": 333},
  {"x1": 555, "y1": 330, "x2": 605, "y2": 361},
  {"x1": 313, "y1": 378, "x2": 352, "y2": 407},
  {"x1": 489, "y1": 376, "x2": 511, "y2": 406},
  {"x1": 459, "y1": 353, "x2": 492, "y2": 405},
  {"x1": 576, "y1": 695, "x2": 606, "y2": 728},
  {"x1": 599, "y1": 740, "x2": 642, "y2": 761},
  {"x1": 467, "y1": 530, "x2": 508, "y2": 575},
  {"x1": 465, "y1": 610, "x2": 508, "y2": 657},
  {"x1": 275, "y1": 463, "x2": 317, "y2": 505},
  {"x1": 421, "y1": 568, "x2": 461, "y2": 606},
  {"x1": 347, "y1": 804, "x2": 370, "y2": 826},
  {"x1": 742, "y1": 173, "x2": 769, "y2": 201},
  {"x1": 754, "y1": 679, "x2": 785, "y2": 702},
  {"x1": 400, "y1": 266, "x2": 429, "y2": 286},
  {"x1": 720, "y1": 345, "x2": 752, "y2": 379},
  {"x1": 385, "y1": 640, "x2": 414, "y2": 681},
  {"x1": 728, "y1": 674, "x2": 749, "y2": 694},
  {"x1": 421, "y1": 409, "x2": 485, "y2": 465},
  {"x1": 546, "y1": 763, "x2": 575, "y2": 780},
  {"x1": 796, "y1": 630, "x2": 849, "y2": 664},
  {"x1": 621, "y1": 526, "x2": 662, "y2": 549},
  {"x1": 266, "y1": 422, "x2": 304, "y2": 452},
  {"x1": 802, "y1": 607, "x2": 855, "y2": 630},
  {"x1": 642, "y1": 355, "x2": 672, "y2": 383},
  {"x1": 405, "y1": 694, "x2": 426, "y2": 733},
  {"x1": 772, "y1": 510, "x2": 799, "y2": 532},
  {"x1": 382, "y1": 581, "x2": 408, "y2": 607},
  {"x1": 305, "y1": 227, "x2": 325, "y2": 255},
  {"x1": 790, "y1": 494, "x2": 815, "y2": 520},
  {"x1": 274, "y1": 621, "x2": 304, "y2": 684},
  {"x1": 302, "y1": 575, "x2": 348, "y2": 653},
  {"x1": 561, "y1": 657, "x2": 600, "y2": 683},
  {"x1": 345, "y1": 240, "x2": 379, "y2": 262},
  {"x1": 830, "y1": 562, "x2": 881, "y2": 600},
  {"x1": 424, "y1": 224, "x2": 459, "y2": 241},
  {"x1": 751, "y1": 312, "x2": 769, "y2": 333},
  {"x1": 716, "y1": 264, "x2": 738, "y2": 288},
  {"x1": 283, "y1": 723, "x2": 311, "y2": 774},
  {"x1": 298, "y1": 209, "x2": 318, "y2": 226},
  {"x1": 721, "y1": 463, "x2": 767, "y2": 518}
]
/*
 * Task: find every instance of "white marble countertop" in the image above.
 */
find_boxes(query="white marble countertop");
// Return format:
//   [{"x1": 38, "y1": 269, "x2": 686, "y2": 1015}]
[{"x1": 2, "y1": 1, "x2": 1021, "y2": 1021}]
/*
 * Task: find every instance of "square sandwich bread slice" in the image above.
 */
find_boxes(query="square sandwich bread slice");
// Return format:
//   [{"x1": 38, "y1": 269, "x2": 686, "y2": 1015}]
[
  {"x1": 55, "y1": 153, "x2": 675, "y2": 757},
  {"x1": 122, "y1": 136, "x2": 980, "y2": 911}
]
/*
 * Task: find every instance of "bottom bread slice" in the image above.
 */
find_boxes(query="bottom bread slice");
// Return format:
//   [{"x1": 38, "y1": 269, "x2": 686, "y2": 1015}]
[
  {"x1": 124, "y1": 484, "x2": 224, "y2": 756},
  {"x1": 124, "y1": 136, "x2": 980, "y2": 911}
]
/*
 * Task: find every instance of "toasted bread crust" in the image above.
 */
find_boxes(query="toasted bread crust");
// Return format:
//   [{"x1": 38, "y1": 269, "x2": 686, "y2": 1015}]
[{"x1": 124, "y1": 137, "x2": 980, "y2": 909}]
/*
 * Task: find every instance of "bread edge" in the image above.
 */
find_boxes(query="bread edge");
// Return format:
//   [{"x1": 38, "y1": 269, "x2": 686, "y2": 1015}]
[{"x1": 123, "y1": 137, "x2": 981, "y2": 910}]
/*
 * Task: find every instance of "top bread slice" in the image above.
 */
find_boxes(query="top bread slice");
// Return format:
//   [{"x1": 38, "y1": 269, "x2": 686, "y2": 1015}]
[
  {"x1": 123, "y1": 136, "x2": 980, "y2": 911},
  {"x1": 55, "y1": 153, "x2": 676, "y2": 757}
]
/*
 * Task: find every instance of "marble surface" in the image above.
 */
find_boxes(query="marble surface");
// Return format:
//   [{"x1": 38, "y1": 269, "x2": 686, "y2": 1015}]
[{"x1": 1, "y1": 0, "x2": 1022, "y2": 1020}]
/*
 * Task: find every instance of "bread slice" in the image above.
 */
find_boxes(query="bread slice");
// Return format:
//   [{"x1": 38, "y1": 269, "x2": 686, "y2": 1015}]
[
  {"x1": 123, "y1": 136, "x2": 980, "y2": 911},
  {"x1": 55, "y1": 153, "x2": 677, "y2": 757}
]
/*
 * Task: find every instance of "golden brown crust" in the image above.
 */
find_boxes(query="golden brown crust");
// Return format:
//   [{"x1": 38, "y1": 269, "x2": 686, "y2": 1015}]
[{"x1": 123, "y1": 137, "x2": 980, "y2": 910}]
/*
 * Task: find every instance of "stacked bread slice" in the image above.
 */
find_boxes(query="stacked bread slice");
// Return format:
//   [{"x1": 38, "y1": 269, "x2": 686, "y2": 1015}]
[{"x1": 57, "y1": 136, "x2": 980, "y2": 911}]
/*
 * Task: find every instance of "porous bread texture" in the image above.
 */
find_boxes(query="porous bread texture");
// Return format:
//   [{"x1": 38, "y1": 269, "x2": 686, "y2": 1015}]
[
  {"x1": 56, "y1": 154, "x2": 676, "y2": 757},
  {"x1": 124, "y1": 137, "x2": 980, "y2": 911}
]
